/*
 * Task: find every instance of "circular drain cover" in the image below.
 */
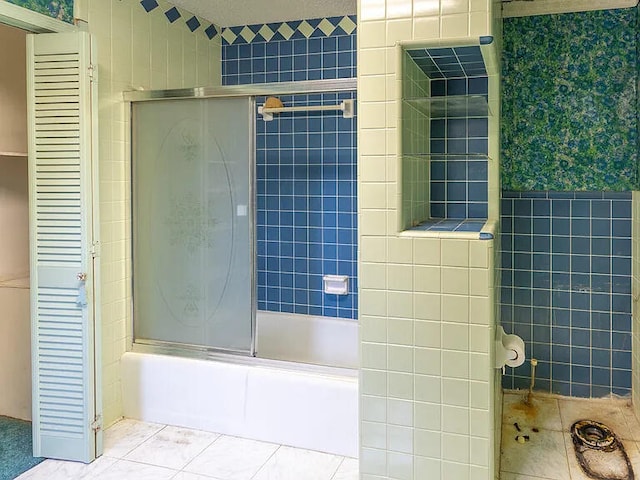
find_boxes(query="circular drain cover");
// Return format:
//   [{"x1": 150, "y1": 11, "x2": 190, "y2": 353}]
[{"x1": 572, "y1": 420, "x2": 616, "y2": 450}]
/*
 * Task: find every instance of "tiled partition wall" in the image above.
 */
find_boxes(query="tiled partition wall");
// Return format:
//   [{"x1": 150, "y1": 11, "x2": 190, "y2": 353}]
[
  {"x1": 222, "y1": 18, "x2": 358, "y2": 319},
  {"x1": 75, "y1": 0, "x2": 221, "y2": 426},
  {"x1": 500, "y1": 7, "x2": 637, "y2": 397},
  {"x1": 357, "y1": 0, "x2": 502, "y2": 478},
  {"x1": 501, "y1": 192, "x2": 633, "y2": 397},
  {"x1": 359, "y1": 237, "x2": 497, "y2": 479}
]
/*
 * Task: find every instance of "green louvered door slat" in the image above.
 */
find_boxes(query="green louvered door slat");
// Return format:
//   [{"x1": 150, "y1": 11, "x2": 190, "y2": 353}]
[{"x1": 27, "y1": 31, "x2": 101, "y2": 463}]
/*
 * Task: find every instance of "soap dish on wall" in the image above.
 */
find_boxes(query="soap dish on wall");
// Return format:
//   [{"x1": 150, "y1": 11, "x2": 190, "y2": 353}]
[{"x1": 323, "y1": 275, "x2": 349, "y2": 295}]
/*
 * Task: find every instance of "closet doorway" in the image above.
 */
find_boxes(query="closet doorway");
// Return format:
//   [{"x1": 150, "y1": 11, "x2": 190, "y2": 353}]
[
  {"x1": 0, "y1": 22, "x2": 30, "y2": 423},
  {"x1": 0, "y1": 1, "x2": 102, "y2": 462}
]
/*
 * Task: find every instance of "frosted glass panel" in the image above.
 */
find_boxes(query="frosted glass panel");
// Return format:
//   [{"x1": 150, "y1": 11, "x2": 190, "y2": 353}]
[{"x1": 132, "y1": 97, "x2": 253, "y2": 353}]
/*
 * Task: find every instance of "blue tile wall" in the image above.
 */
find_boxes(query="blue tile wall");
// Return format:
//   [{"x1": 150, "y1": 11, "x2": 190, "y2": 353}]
[
  {"x1": 164, "y1": 6, "x2": 181, "y2": 23},
  {"x1": 407, "y1": 46, "x2": 487, "y2": 79},
  {"x1": 408, "y1": 218, "x2": 486, "y2": 233},
  {"x1": 502, "y1": 8, "x2": 638, "y2": 191},
  {"x1": 429, "y1": 77, "x2": 489, "y2": 219},
  {"x1": 256, "y1": 93, "x2": 357, "y2": 319},
  {"x1": 500, "y1": 191, "x2": 632, "y2": 397},
  {"x1": 429, "y1": 154, "x2": 488, "y2": 219},
  {"x1": 223, "y1": 18, "x2": 358, "y2": 320},
  {"x1": 223, "y1": 17, "x2": 357, "y2": 84}
]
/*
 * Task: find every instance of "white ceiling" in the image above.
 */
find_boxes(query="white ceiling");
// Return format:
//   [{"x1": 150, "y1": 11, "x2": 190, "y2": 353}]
[{"x1": 169, "y1": 0, "x2": 357, "y2": 27}]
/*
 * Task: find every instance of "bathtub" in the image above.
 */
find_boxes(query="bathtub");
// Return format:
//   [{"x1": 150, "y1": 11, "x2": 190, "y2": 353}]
[{"x1": 121, "y1": 311, "x2": 359, "y2": 457}]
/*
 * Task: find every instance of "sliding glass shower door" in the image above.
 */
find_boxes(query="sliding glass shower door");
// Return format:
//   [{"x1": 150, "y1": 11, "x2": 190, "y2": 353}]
[{"x1": 132, "y1": 97, "x2": 254, "y2": 353}]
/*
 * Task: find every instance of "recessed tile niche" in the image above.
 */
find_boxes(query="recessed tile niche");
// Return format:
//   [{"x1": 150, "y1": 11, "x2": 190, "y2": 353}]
[{"x1": 400, "y1": 43, "x2": 493, "y2": 234}]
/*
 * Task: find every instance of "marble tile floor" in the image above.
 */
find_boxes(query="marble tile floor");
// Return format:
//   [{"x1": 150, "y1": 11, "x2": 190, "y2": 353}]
[
  {"x1": 501, "y1": 391, "x2": 640, "y2": 480},
  {"x1": 16, "y1": 419, "x2": 358, "y2": 480}
]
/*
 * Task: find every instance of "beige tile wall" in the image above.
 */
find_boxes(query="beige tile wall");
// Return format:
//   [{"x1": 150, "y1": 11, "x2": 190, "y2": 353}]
[
  {"x1": 358, "y1": 0, "x2": 501, "y2": 478},
  {"x1": 492, "y1": 228, "x2": 502, "y2": 476},
  {"x1": 74, "y1": 0, "x2": 221, "y2": 427},
  {"x1": 360, "y1": 235, "x2": 497, "y2": 479}
]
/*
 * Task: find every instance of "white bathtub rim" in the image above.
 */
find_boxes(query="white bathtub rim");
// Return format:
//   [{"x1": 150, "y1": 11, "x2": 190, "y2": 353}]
[{"x1": 130, "y1": 345, "x2": 358, "y2": 380}]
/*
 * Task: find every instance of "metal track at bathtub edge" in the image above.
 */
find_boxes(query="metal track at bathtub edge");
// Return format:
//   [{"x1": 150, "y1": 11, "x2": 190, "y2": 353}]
[{"x1": 131, "y1": 340, "x2": 358, "y2": 380}]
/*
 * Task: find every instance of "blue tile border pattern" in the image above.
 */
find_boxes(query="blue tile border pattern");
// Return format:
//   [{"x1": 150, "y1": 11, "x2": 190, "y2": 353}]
[
  {"x1": 255, "y1": 93, "x2": 358, "y2": 319},
  {"x1": 164, "y1": 6, "x2": 181, "y2": 23},
  {"x1": 186, "y1": 15, "x2": 201, "y2": 32},
  {"x1": 140, "y1": 0, "x2": 159, "y2": 13},
  {"x1": 134, "y1": 1, "x2": 220, "y2": 39},
  {"x1": 222, "y1": 17, "x2": 357, "y2": 85},
  {"x1": 500, "y1": 191, "x2": 633, "y2": 397},
  {"x1": 221, "y1": 16, "x2": 357, "y2": 45}
]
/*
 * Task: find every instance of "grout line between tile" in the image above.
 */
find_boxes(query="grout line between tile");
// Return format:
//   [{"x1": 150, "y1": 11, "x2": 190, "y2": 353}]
[
  {"x1": 328, "y1": 456, "x2": 345, "y2": 480},
  {"x1": 111, "y1": 457, "x2": 180, "y2": 475},
  {"x1": 173, "y1": 430, "x2": 221, "y2": 473},
  {"x1": 334, "y1": 457, "x2": 349, "y2": 480},
  {"x1": 248, "y1": 444, "x2": 282, "y2": 480}
]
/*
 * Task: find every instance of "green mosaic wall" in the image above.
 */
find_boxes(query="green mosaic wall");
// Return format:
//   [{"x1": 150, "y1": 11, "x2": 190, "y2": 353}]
[
  {"x1": 5, "y1": 0, "x2": 73, "y2": 23},
  {"x1": 501, "y1": 8, "x2": 638, "y2": 191}
]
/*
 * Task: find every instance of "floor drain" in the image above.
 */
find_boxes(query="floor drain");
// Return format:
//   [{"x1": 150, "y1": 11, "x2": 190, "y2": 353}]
[{"x1": 571, "y1": 420, "x2": 634, "y2": 480}]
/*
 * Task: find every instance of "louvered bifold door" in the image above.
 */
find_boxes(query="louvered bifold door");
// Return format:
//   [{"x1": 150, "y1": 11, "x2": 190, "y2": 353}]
[{"x1": 27, "y1": 31, "x2": 100, "y2": 463}]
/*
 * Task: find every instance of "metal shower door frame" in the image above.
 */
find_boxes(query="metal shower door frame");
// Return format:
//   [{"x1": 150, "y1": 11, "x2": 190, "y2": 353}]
[
  {"x1": 125, "y1": 78, "x2": 357, "y2": 360},
  {"x1": 129, "y1": 95, "x2": 256, "y2": 357}
]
